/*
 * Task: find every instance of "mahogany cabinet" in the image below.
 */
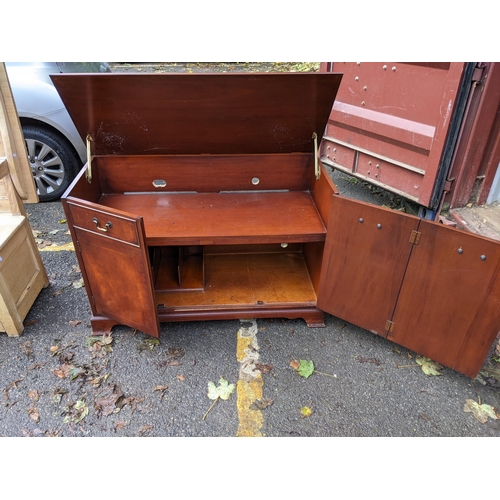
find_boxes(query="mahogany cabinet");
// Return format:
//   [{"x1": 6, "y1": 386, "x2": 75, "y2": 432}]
[{"x1": 52, "y1": 73, "x2": 500, "y2": 378}]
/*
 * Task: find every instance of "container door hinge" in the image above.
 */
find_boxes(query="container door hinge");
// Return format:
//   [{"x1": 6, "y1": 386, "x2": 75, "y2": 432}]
[
  {"x1": 385, "y1": 320, "x2": 395, "y2": 333},
  {"x1": 409, "y1": 230, "x2": 421, "y2": 245}
]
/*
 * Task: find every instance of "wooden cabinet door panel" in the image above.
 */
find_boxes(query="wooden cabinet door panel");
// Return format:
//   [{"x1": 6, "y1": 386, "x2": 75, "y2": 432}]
[
  {"x1": 388, "y1": 220, "x2": 500, "y2": 378},
  {"x1": 317, "y1": 196, "x2": 419, "y2": 336},
  {"x1": 67, "y1": 201, "x2": 159, "y2": 338}
]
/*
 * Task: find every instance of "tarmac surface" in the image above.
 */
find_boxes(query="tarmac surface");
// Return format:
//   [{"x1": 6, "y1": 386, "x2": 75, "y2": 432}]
[
  {"x1": 1, "y1": 63, "x2": 499, "y2": 442},
  {"x1": 1, "y1": 169, "x2": 499, "y2": 438}
]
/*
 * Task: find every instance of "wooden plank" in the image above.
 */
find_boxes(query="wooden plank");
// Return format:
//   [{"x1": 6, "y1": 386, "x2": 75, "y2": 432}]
[
  {"x1": 0, "y1": 63, "x2": 38, "y2": 203},
  {"x1": 156, "y1": 252, "x2": 317, "y2": 310},
  {"x1": 98, "y1": 191, "x2": 327, "y2": 246},
  {"x1": 96, "y1": 154, "x2": 312, "y2": 194}
]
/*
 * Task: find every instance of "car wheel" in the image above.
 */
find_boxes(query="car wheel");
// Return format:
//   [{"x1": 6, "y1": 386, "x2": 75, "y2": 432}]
[{"x1": 22, "y1": 125, "x2": 81, "y2": 202}]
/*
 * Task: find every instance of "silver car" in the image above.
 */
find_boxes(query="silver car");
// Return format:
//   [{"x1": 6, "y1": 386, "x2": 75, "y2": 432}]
[{"x1": 5, "y1": 62, "x2": 111, "y2": 201}]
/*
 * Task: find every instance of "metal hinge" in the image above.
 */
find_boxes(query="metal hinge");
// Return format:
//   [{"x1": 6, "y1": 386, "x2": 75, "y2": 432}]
[
  {"x1": 472, "y1": 64, "x2": 486, "y2": 83},
  {"x1": 385, "y1": 320, "x2": 395, "y2": 333},
  {"x1": 409, "y1": 230, "x2": 421, "y2": 245}
]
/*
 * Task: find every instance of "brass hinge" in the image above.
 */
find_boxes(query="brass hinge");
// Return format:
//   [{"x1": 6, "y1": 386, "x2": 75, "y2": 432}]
[
  {"x1": 86, "y1": 134, "x2": 93, "y2": 183},
  {"x1": 385, "y1": 320, "x2": 395, "y2": 333},
  {"x1": 312, "y1": 132, "x2": 320, "y2": 180},
  {"x1": 409, "y1": 230, "x2": 421, "y2": 245}
]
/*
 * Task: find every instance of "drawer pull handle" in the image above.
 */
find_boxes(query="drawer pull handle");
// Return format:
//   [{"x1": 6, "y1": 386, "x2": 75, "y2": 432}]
[{"x1": 92, "y1": 217, "x2": 113, "y2": 232}]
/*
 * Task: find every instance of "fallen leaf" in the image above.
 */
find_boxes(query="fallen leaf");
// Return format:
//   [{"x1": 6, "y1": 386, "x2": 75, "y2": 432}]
[
  {"x1": 139, "y1": 424, "x2": 153, "y2": 436},
  {"x1": 250, "y1": 398, "x2": 274, "y2": 410},
  {"x1": 28, "y1": 407, "x2": 40, "y2": 422},
  {"x1": 255, "y1": 363, "x2": 273, "y2": 374},
  {"x1": 52, "y1": 388, "x2": 67, "y2": 404},
  {"x1": 176, "y1": 375, "x2": 185, "y2": 381},
  {"x1": 297, "y1": 360, "x2": 315, "y2": 379},
  {"x1": 23, "y1": 320, "x2": 38, "y2": 328},
  {"x1": 357, "y1": 356, "x2": 382, "y2": 366},
  {"x1": 51, "y1": 363, "x2": 72, "y2": 379},
  {"x1": 300, "y1": 406, "x2": 313, "y2": 418},
  {"x1": 416, "y1": 356, "x2": 443, "y2": 376},
  {"x1": 69, "y1": 320, "x2": 81, "y2": 327},
  {"x1": 290, "y1": 359, "x2": 300, "y2": 370},
  {"x1": 167, "y1": 347, "x2": 185, "y2": 359},
  {"x1": 62, "y1": 399, "x2": 88, "y2": 424},
  {"x1": 27, "y1": 390, "x2": 39, "y2": 401},
  {"x1": 116, "y1": 421, "x2": 128, "y2": 430},
  {"x1": 22, "y1": 341, "x2": 34, "y2": 358},
  {"x1": 207, "y1": 378, "x2": 235, "y2": 401},
  {"x1": 94, "y1": 384, "x2": 124, "y2": 417},
  {"x1": 72, "y1": 278, "x2": 85, "y2": 289},
  {"x1": 137, "y1": 338, "x2": 160, "y2": 352},
  {"x1": 463, "y1": 399, "x2": 499, "y2": 423},
  {"x1": 153, "y1": 385, "x2": 169, "y2": 392}
]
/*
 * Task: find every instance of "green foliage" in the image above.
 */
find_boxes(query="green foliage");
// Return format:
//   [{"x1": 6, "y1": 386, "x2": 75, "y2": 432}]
[{"x1": 297, "y1": 360, "x2": 315, "y2": 379}]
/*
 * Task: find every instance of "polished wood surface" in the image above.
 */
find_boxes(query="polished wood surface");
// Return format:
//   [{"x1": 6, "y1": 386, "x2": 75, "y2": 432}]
[
  {"x1": 317, "y1": 195, "x2": 420, "y2": 336},
  {"x1": 70, "y1": 210, "x2": 160, "y2": 338},
  {"x1": 98, "y1": 191, "x2": 326, "y2": 246},
  {"x1": 95, "y1": 154, "x2": 312, "y2": 194},
  {"x1": 51, "y1": 73, "x2": 343, "y2": 155},
  {"x1": 156, "y1": 252, "x2": 317, "y2": 310},
  {"x1": 389, "y1": 220, "x2": 500, "y2": 378}
]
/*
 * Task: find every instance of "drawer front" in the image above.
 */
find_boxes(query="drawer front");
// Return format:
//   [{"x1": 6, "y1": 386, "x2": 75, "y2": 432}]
[{"x1": 67, "y1": 202, "x2": 140, "y2": 246}]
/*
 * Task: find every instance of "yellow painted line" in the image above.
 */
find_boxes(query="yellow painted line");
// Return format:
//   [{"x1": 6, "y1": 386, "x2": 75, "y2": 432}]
[
  {"x1": 38, "y1": 242, "x2": 75, "y2": 252},
  {"x1": 236, "y1": 319, "x2": 264, "y2": 437}
]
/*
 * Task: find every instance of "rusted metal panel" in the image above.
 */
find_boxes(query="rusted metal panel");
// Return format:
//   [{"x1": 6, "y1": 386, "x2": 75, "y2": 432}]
[
  {"x1": 320, "y1": 62, "x2": 468, "y2": 209},
  {"x1": 317, "y1": 195, "x2": 420, "y2": 337},
  {"x1": 388, "y1": 220, "x2": 500, "y2": 378}
]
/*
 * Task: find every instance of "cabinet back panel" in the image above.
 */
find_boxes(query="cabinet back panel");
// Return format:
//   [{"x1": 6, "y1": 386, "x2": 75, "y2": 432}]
[{"x1": 94, "y1": 154, "x2": 312, "y2": 194}]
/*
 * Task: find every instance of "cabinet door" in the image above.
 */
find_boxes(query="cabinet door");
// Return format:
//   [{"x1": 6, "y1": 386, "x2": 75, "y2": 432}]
[
  {"x1": 388, "y1": 220, "x2": 500, "y2": 378},
  {"x1": 317, "y1": 195, "x2": 420, "y2": 336},
  {"x1": 66, "y1": 199, "x2": 160, "y2": 338},
  {"x1": 318, "y1": 195, "x2": 500, "y2": 377}
]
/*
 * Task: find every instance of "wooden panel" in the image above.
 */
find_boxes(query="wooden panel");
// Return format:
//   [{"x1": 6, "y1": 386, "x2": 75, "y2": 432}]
[
  {"x1": 70, "y1": 214, "x2": 159, "y2": 338},
  {"x1": 156, "y1": 252, "x2": 317, "y2": 310},
  {"x1": 317, "y1": 196, "x2": 420, "y2": 336},
  {"x1": 98, "y1": 191, "x2": 327, "y2": 246},
  {"x1": 0, "y1": 63, "x2": 38, "y2": 203},
  {"x1": 50, "y1": 73, "x2": 342, "y2": 155},
  {"x1": 95, "y1": 154, "x2": 312, "y2": 193},
  {"x1": 389, "y1": 220, "x2": 500, "y2": 378},
  {"x1": 66, "y1": 200, "x2": 141, "y2": 246}
]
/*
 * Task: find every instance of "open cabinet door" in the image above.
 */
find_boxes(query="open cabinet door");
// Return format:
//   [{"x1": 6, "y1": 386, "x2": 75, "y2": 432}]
[
  {"x1": 318, "y1": 195, "x2": 500, "y2": 377},
  {"x1": 65, "y1": 198, "x2": 160, "y2": 338},
  {"x1": 388, "y1": 220, "x2": 500, "y2": 378},
  {"x1": 317, "y1": 195, "x2": 420, "y2": 336}
]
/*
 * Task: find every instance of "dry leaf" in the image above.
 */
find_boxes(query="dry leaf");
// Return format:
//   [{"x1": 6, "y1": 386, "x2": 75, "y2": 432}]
[
  {"x1": 116, "y1": 421, "x2": 128, "y2": 430},
  {"x1": 463, "y1": 399, "x2": 499, "y2": 423},
  {"x1": 290, "y1": 359, "x2": 300, "y2": 370},
  {"x1": 51, "y1": 363, "x2": 72, "y2": 379},
  {"x1": 28, "y1": 408, "x2": 40, "y2": 422},
  {"x1": 153, "y1": 385, "x2": 169, "y2": 392},
  {"x1": 69, "y1": 320, "x2": 81, "y2": 327},
  {"x1": 416, "y1": 356, "x2": 443, "y2": 376},
  {"x1": 94, "y1": 384, "x2": 124, "y2": 417},
  {"x1": 177, "y1": 375, "x2": 185, "y2": 381},
  {"x1": 139, "y1": 424, "x2": 153, "y2": 436},
  {"x1": 27, "y1": 390, "x2": 39, "y2": 401},
  {"x1": 255, "y1": 363, "x2": 273, "y2": 374},
  {"x1": 250, "y1": 398, "x2": 274, "y2": 410}
]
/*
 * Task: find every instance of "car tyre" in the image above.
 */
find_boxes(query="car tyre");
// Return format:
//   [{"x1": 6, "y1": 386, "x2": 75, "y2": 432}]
[{"x1": 22, "y1": 125, "x2": 81, "y2": 202}]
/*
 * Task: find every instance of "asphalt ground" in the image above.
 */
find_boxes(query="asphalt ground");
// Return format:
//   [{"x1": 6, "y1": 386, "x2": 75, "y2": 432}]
[
  {"x1": 2, "y1": 166, "x2": 499, "y2": 496},
  {"x1": 2, "y1": 63, "x2": 499, "y2": 494}
]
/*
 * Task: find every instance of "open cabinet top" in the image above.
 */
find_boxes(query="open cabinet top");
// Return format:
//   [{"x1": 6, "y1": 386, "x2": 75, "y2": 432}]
[{"x1": 50, "y1": 72, "x2": 343, "y2": 156}]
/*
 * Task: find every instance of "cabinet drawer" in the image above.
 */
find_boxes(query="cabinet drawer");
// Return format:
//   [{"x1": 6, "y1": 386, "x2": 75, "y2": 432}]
[{"x1": 67, "y1": 202, "x2": 140, "y2": 246}]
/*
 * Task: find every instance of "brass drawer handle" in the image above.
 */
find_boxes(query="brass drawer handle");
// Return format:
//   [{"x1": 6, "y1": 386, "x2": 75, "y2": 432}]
[{"x1": 92, "y1": 217, "x2": 113, "y2": 232}]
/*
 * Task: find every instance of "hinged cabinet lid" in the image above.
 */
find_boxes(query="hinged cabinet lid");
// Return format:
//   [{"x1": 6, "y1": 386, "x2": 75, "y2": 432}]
[{"x1": 50, "y1": 73, "x2": 342, "y2": 156}]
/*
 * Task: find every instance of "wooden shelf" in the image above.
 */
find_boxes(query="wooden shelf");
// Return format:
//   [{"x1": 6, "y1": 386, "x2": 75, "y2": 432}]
[
  {"x1": 99, "y1": 191, "x2": 326, "y2": 246},
  {"x1": 155, "y1": 251, "x2": 317, "y2": 311}
]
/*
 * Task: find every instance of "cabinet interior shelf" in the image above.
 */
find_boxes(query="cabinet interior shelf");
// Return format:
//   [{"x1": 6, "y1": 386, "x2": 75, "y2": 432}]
[{"x1": 98, "y1": 191, "x2": 326, "y2": 246}]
